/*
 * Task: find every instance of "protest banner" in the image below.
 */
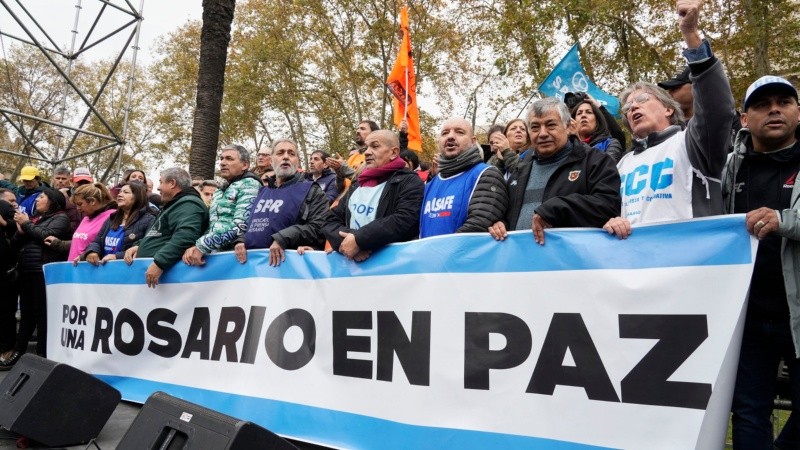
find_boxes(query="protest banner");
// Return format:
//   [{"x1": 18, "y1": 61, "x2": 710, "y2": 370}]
[{"x1": 46, "y1": 216, "x2": 755, "y2": 449}]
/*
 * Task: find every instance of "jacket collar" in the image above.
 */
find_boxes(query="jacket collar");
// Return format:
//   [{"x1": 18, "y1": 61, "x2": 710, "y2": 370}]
[
  {"x1": 221, "y1": 171, "x2": 260, "y2": 191},
  {"x1": 269, "y1": 172, "x2": 304, "y2": 188},
  {"x1": 631, "y1": 125, "x2": 681, "y2": 153}
]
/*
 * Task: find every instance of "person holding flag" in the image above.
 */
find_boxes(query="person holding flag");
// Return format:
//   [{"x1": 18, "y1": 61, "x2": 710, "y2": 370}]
[{"x1": 386, "y1": 4, "x2": 421, "y2": 154}]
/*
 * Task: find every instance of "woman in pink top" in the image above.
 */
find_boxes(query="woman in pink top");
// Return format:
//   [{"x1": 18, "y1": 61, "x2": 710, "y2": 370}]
[{"x1": 44, "y1": 183, "x2": 116, "y2": 260}]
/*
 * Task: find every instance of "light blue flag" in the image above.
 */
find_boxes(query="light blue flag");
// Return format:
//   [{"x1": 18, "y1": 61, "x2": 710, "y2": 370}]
[{"x1": 539, "y1": 43, "x2": 620, "y2": 117}]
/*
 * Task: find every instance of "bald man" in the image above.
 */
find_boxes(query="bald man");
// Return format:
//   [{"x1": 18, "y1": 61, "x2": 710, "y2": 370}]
[
  {"x1": 420, "y1": 118, "x2": 508, "y2": 238},
  {"x1": 323, "y1": 130, "x2": 424, "y2": 262}
]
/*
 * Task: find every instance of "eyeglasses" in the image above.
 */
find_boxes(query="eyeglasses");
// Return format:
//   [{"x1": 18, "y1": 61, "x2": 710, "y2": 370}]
[
  {"x1": 257, "y1": 153, "x2": 271, "y2": 157},
  {"x1": 621, "y1": 93, "x2": 652, "y2": 115}
]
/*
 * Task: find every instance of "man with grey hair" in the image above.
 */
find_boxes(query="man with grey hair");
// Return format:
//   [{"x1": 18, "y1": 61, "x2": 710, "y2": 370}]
[
  {"x1": 124, "y1": 167, "x2": 209, "y2": 287},
  {"x1": 183, "y1": 144, "x2": 261, "y2": 266},
  {"x1": 235, "y1": 138, "x2": 330, "y2": 267},
  {"x1": 489, "y1": 97, "x2": 620, "y2": 244},
  {"x1": 253, "y1": 145, "x2": 273, "y2": 178},
  {"x1": 603, "y1": 0, "x2": 735, "y2": 238}
]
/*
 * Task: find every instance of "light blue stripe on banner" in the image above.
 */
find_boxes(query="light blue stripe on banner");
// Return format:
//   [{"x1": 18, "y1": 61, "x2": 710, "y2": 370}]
[
  {"x1": 98, "y1": 375, "x2": 615, "y2": 450},
  {"x1": 45, "y1": 215, "x2": 752, "y2": 285}
]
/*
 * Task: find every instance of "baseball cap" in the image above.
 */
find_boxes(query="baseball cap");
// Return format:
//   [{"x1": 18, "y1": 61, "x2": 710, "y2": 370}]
[
  {"x1": 17, "y1": 166, "x2": 40, "y2": 182},
  {"x1": 743, "y1": 75, "x2": 798, "y2": 111},
  {"x1": 73, "y1": 167, "x2": 93, "y2": 183},
  {"x1": 657, "y1": 66, "x2": 691, "y2": 90}
]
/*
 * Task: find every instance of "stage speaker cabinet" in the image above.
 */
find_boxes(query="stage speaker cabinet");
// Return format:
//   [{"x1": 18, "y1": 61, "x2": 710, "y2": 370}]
[
  {"x1": 117, "y1": 391, "x2": 299, "y2": 450},
  {"x1": 0, "y1": 354, "x2": 121, "y2": 446}
]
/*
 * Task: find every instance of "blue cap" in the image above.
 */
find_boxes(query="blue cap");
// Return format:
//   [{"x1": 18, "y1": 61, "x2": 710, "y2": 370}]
[{"x1": 743, "y1": 75, "x2": 798, "y2": 110}]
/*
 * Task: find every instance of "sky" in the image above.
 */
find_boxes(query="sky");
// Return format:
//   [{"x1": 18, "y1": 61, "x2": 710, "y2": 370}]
[
  {"x1": 0, "y1": 0, "x2": 202, "y2": 65},
  {"x1": 0, "y1": 0, "x2": 202, "y2": 184}
]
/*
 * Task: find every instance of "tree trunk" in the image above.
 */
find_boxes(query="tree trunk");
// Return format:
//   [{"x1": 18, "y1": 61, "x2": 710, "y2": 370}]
[
  {"x1": 189, "y1": 0, "x2": 236, "y2": 179},
  {"x1": 742, "y1": 0, "x2": 770, "y2": 76}
]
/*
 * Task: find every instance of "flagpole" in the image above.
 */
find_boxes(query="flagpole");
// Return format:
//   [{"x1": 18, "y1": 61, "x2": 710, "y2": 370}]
[
  {"x1": 403, "y1": 1, "x2": 409, "y2": 121},
  {"x1": 517, "y1": 86, "x2": 542, "y2": 118},
  {"x1": 404, "y1": 65, "x2": 409, "y2": 120}
]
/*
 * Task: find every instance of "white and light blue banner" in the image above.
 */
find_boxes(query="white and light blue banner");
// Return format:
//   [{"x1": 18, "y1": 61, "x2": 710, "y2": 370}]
[
  {"x1": 539, "y1": 43, "x2": 621, "y2": 117},
  {"x1": 45, "y1": 216, "x2": 756, "y2": 449}
]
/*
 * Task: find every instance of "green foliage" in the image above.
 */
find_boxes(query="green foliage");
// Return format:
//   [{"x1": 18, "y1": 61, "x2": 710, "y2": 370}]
[
  {"x1": 4, "y1": 0, "x2": 798, "y2": 177},
  {"x1": 0, "y1": 45, "x2": 154, "y2": 181}
]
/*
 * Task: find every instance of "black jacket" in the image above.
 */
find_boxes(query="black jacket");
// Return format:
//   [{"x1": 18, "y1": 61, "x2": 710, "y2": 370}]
[
  {"x1": 599, "y1": 105, "x2": 626, "y2": 151},
  {"x1": 304, "y1": 169, "x2": 339, "y2": 203},
  {"x1": 83, "y1": 206, "x2": 157, "y2": 259},
  {"x1": 507, "y1": 137, "x2": 621, "y2": 229},
  {"x1": 0, "y1": 201, "x2": 17, "y2": 272},
  {"x1": 323, "y1": 169, "x2": 424, "y2": 251},
  {"x1": 12, "y1": 211, "x2": 72, "y2": 272}
]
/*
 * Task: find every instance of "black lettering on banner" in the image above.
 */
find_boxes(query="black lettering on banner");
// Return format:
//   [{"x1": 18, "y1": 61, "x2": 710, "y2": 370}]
[
  {"x1": 181, "y1": 307, "x2": 211, "y2": 360},
  {"x1": 332, "y1": 311, "x2": 372, "y2": 379},
  {"x1": 619, "y1": 315, "x2": 711, "y2": 410},
  {"x1": 376, "y1": 311, "x2": 431, "y2": 386},
  {"x1": 61, "y1": 328, "x2": 84, "y2": 349},
  {"x1": 146, "y1": 308, "x2": 182, "y2": 358},
  {"x1": 527, "y1": 313, "x2": 619, "y2": 402},
  {"x1": 240, "y1": 306, "x2": 266, "y2": 364},
  {"x1": 265, "y1": 308, "x2": 316, "y2": 370},
  {"x1": 211, "y1": 307, "x2": 246, "y2": 362},
  {"x1": 78, "y1": 305, "x2": 88, "y2": 325},
  {"x1": 114, "y1": 308, "x2": 145, "y2": 356},
  {"x1": 62, "y1": 305, "x2": 88, "y2": 325},
  {"x1": 464, "y1": 312, "x2": 532, "y2": 390},
  {"x1": 91, "y1": 307, "x2": 113, "y2": 353}
]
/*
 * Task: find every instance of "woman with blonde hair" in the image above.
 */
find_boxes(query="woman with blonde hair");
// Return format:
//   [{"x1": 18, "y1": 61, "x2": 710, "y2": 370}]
[{"x1": 44, "y1": 182, "x2": 116, "y2": 261}]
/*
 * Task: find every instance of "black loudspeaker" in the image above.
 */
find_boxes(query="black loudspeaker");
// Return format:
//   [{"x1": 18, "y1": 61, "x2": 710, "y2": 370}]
[
  {"x1": 118, "y1": 391, "x2": 299, "y2": 450},
  {"x1": 0, "y1": 354, "x2": 121, "y2": 446}
]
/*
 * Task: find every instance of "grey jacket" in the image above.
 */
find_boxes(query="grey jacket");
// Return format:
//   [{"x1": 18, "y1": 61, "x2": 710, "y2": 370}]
[{"x1": 723, "y1": 128, "x2": 800, "y2": 356}]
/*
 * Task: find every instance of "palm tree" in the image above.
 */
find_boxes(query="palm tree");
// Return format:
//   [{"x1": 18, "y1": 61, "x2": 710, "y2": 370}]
[{"x1": 189, "y1": 0, "x2": 236, "y2": 179}]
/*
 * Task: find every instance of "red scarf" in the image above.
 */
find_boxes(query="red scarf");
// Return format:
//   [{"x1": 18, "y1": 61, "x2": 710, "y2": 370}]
[{"x1": 358, "y1": 157, "x2": 406, "y2": 187}]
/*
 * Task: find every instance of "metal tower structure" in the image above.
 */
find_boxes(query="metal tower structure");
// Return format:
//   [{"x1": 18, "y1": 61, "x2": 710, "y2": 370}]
[{"x1": 0, "y1": 0, "x2": 144, "y2": 182}]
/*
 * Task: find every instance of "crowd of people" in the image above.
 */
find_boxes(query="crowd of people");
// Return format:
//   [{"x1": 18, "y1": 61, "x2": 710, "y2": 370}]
[{"x1": 0, "y1": 1, "x2": 798, "y2": 447}]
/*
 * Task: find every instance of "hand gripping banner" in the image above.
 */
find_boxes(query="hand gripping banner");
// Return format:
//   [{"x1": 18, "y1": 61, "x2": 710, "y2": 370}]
[{"x1": 45, "y1": 216, "x2": 756, "y2": 449}]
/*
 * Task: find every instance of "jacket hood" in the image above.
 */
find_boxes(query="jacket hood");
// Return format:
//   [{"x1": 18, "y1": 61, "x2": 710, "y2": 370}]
[
  {"x1": 162, "y1": 186, "x2": 202, "y2": 211},
  {"x1": 221, "y1": 171, "x2": 261, "y2": 191}
]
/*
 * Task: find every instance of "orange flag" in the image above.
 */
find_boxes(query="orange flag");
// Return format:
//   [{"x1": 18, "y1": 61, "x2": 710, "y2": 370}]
[{"x1": 386, "y1": 5, "x2": 421, "y2": 153}]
